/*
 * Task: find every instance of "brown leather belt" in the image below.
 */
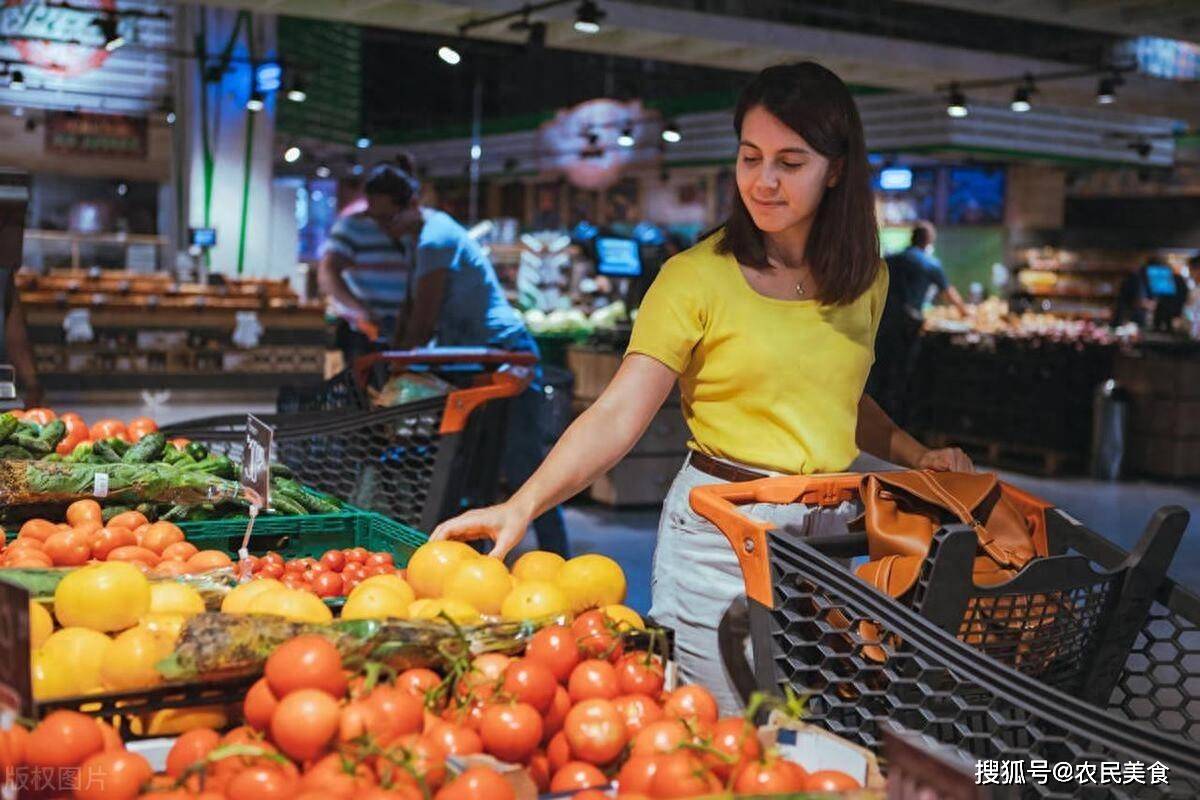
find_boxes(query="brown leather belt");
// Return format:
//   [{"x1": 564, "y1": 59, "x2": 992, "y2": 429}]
[{"x1": 688, "y1": 451, "x2": 767, "y2": 483}]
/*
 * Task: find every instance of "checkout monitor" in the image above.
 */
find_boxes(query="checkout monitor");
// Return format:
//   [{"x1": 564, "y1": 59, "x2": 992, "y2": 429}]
[{"x1": 595, "y1": 236, "x2": 643, "y2": 278}]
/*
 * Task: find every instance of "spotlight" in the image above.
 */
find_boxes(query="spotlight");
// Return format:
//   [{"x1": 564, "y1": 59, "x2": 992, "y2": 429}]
[
  {"x1": 946, "y1": 83, "x2": 967, "y2": 118},
  {"x1": 95, "y1": 14, "x2": 125, "y2": 52},
  {"x1": 661, "y1": 121, "x2": 681, "y2": 144},
  {"x1": 356, "y1": 136, "x2": 371, "y2": 149},
  {"x1": 438, "y1": 45, "x2": 462, "y2": 66},
  {"x1": 315, "y1": 162, "x2": 332, "y2": 179},
  {"x1": 166, "y1": 111, "x2": 176, "y2": 125},
  {"x1": 117, "y1": 182, "x2": 128, "y2": 197},
  {"x1": 286, "y1": 76, "x2": 307, "y2": 103},
  {"x1": 617, "y1": 126, "x2": 635, "y2": 148},
  {"x1": 574, "y1": 0, "x2": 604, "y2": 34},
  {"x1": 9, "y1": 70, "x2": 26, "y2": 91},
  {"x1": 246, "y1": 91, "x2": 264, "y2": 112},
  {"x1": 470, "y1": 144, "x2": 482, "y2": 160},
  {"x1": 1010, "y1": 86, "x2": 1031, "y2": 113},
  {"x1": 1097, "y1": 75, "x2": 1118, "y2": 105},
  {"x1": 284, "y1": 144, "x2": 302, "y2": 163}
]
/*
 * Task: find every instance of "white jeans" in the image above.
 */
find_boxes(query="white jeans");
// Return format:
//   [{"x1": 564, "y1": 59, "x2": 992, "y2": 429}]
[{"x1": 648, "y1": 452, "x2": 888, "y2": 715}]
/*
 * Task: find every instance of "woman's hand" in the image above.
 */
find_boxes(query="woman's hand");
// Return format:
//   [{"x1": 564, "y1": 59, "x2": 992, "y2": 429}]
[
  {"x1": 430, "y1": 502, "x2": 531, "y2": 559},
  {"x1": 916, "y1": 447, "x2": 974, "y2": 472}
]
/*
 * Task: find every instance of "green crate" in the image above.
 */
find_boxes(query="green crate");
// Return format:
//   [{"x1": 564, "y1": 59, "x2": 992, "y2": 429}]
[{"x1": 178, "y1": 511, "x2": 428, "y2": 567}]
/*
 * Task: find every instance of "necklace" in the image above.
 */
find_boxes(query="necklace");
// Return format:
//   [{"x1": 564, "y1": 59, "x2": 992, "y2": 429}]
[{"x1": 766, "y1": 256, "x2": 808, "y2": 297}]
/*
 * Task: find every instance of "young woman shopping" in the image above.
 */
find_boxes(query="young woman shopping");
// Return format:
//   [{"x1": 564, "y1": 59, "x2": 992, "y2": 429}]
[{"x1": 431, "y1": 62, "x2": 972, "y2": 712}]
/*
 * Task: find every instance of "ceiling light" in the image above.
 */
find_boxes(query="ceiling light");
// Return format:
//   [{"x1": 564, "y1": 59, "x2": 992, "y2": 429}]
[
  {"x1": 470, "y1": 144, "x2": 482, "y2": 160},
  {"x1": 286, "y1": 76, "x2": 307, "y2": 103},
  {"x1": 166, "y1": 111, "x2": 176, "y2": 125},
  {"x1": 284, "y1": 145, "x2": 302, "y2": 163},
  {"x1": 617, "y1": 126, "x2": 635, "y2": 147},
  {"x1": 356, "y1": 136, "x2": 371, "y2": 149},
  {"x1": 1097, "y1": 75, "x2": 1118, "y2": 105},
  {"x1": 95, "y1": 15, "x2": 125, "y2": 52},
  {"x1": 9, "y1": 70, "x2": 26, "y2": 91},
  {"x1": 246, "y1": 91, "x2": 264, "y2": 112},
  {"x1": 438, "y1": 45, "x2": 462, "y2": 66},
  {"x1": 574, "y1": 0, "x2": 604, "y2": 34},
  {"x1": 946, "y1": 83, "x2": 967, "y2": 118},
  {"x1": 1010, "y1": 86, "x2": 1031, "y2": 113},
  {"x1": 661, "y1": 121, "x2": 681, "y2": 144},
  {"x1": 315, "y1": 162, "x2": 332, "y2": 179}
]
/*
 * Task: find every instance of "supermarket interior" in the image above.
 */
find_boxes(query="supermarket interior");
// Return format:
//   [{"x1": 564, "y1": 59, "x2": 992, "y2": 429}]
[{"x1": 2, "y1": 0, "x2": 1200, "y2": 796}]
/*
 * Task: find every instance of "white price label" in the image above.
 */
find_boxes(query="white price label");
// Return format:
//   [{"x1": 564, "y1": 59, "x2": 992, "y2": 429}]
[{"x1": 93, "y1": 472, "x2": 109, "y2": 498}]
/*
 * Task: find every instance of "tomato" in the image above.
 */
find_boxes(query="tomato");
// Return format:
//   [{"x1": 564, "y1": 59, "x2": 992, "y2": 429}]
[
  {"x1": 397, "y1": 667, "x2": 441, "y2": 697},
  {"x1": 141, "y1": 521, "x2": 185, "y2": 555},
  {"x1": 44, "y1": 529, "x2": 91, "y2": 566},
  {"x1": 27, "y1": 710, "x2": 103, "y2": 768},
  {"x1": 259, "y1": 561, "x2": 285, "y2": 580},
  {"x1": 269, "y1": 689, "x2": 341, "y2": 761},
  {"x1": 282, "y1": 573, "x2": 309, "y2": 591},
  {"x1": 617, "y1": 753, "x2": 661, "y2": 795},
  {"x1": 301, "y1": 753, "x2": 376, "y2": 796},
  {"x1": 107, "y1": 545, "x2": 160, "y2": 567},
  {"x1": 311, "y1": 570, "x2": 345, "y2": 598},
  {"x1": 387, "y1": 734, "x2": 447, "y2": 791},
  {"x1": 457, "y1": 653, "x2": 509, "y2": 703},
  {"x1": 549, "y1": 761, "x2": 607, "y2": 792},
  {"x1": 18, "y1": 518, "x2": 58, "y2": 542},
  {"x1": 90, "y1": 418, "x2": 129, "y2": 442},
  {"x1": 108, "y1": 510, "x2": 149, "y2": 531},
  {"x1": 568, "y1": 659, "x2": 620, "y2": 702},
  {"x1": 319, "y1": 550, "x2": 346, "y2": 572},
  {"x1": 227, "y1": 764, "x2": 299, "y2": 800},
  {"x1": 630, "y1": 719, "x2": 690, "y2": 757},
  {"x1": 733, "y1": 758, "x2": 809, "y2": 794},
  {"x1": 265, "y1": 634, "x2": 347, "y2": 698},
  {"x1": 563, "y1": 699, "x2": 627, "y2": 766},
  {"x1": 364, "y1": 685, "x2": 425, "y2": 741},
  {"x1": 433, "y1": 766, "x2": 514, "y2": 800},
  {"x1": 501, "y1": 657, "x2": 557, "y2": 714},
  {"x1": 649, "y1": 751, "x2": 721, "y2": 798},
  {"x1": 344, "y1": 547, "x2": 369, "y2": 564},
  {"x1": 613, "y1": 693, "x2": 664, "y2": 738},
  {"x1": 243, "y1": 677, "x2": 279, "y2": 731},
  {"x1": 662, "y1": 685, "x2": 718, "y2": 727},
  {"x1": 541, "y1": 685, "x2": 571, "y2": 743},
  {"x1": 572, "y1": 609, "x2": 624, "y2": 661},
  {"x1": 525, "y1": 624, "x2": 581, "y2": 682},
  {"x1": 706, "y1": 717, "x2": 763, "y2": 780},
  {"x1": 76, "y1": 750, "x2": 153, "y2": 800},
  {"x1": 804, "y1": 769, "x2": 861, "y2": 792},
  {"x1": 424, "y1": 721, "x2": 482, "y2": 755},
  {"x1": 0, "y1": 724, "x2": 29, "y2": 771},
  {"x1": 89, "y1": 526, "x2": 135, "y2": 561},
  {"x1": 363, "y1": 563, "x2": 393, "y2": 578},
  {"x1": 57, "y1": 414, "x2": 89, "y2": 456},
  {"x1": 166, "y1": 728, "x2": 220, "y2": 777},
  {"x1": 23, "y1": 407, "x2": 56, "y2": 425},
  {"x1": 261, "y1": 551, "x2": 285, "y2": 568},
  {"x1": 127, "y1": 416, "x2": 159, "y2": 441},
  {"x1": 67, "y1": 499, "x2": 103, "y2": 527},
  {"x1": 572, "y1": 792, "x2": 610, "y2": 800},
  {"x1": 616, "y1": 652, "x2": 665, "y2": 697},
  {"x1": 367, "y1": 552, "x2": 394, "y2": 567},
  {"x1": 479, "y1": 702, "x2": 543, "y2": 764}
]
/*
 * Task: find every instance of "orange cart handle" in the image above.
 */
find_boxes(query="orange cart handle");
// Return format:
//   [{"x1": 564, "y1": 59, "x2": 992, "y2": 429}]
[
  {"x1": 440, "y1": 369, "x2": 533, "y2": 434},
  {"x1": 352, "y1": 348, "x2": 539, "y2": 390}
]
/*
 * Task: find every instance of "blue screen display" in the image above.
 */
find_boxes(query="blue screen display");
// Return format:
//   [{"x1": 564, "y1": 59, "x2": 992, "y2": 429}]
[
  {"x1": 1145, "y1": 264, "x2": 1177, "y2": 297},
  {"x1": 595, "y1": 237, "x2": 642, "y2": 278}
]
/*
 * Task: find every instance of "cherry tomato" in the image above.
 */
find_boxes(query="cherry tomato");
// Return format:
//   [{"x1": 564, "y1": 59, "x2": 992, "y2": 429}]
[
  {"x1": 0, "y1": 725, "x2": 29, "y2": 772},
  {"x1": 270, "y1": 689, "x2": 340, "y2": 762},
  {"x1": 480, "y1": 702, "x2": 543, "y2": 764},
  {"x1": 549, "y1": 761, "x2": 606, "y2": 793},
  {"x1": 572, "y1": 609, "x2": 624, "y2": 661},
  {"x1": 88, "y1": 524, "x2": 137, "y2": 561},
  {"x1": 319, "y1": 550, "x2": 346, "y2": 572},
  {"x1": 525, "y1": 624, "x2": 581, "y2": 682},
  {"x1": 310, "y1": 571, "x2": 343, "y2": 597},
  {"x1": 284, "y1": 559, "x2": 306, "y2": 574},
  {"x1": 616, "y1": 652, "x2": 665, "y2": 696},
  {"x1": 630, "y1": 719, "x2": 690, "y2": 757},
  {"x1": 342, "y1": 562, "x2": 367, "y2": 582},
  {"x1": 264, "y1": 634, "x2": 347, "y2": 698},
  {"x1": 650, "y1": 751, "x2": 722, "y2": 798},
  {"x1": 226, "y1": 764, "x2": 299, "y2": 800},
  {"x1": 363, "y1": 563, "x2": 393, "y2": 578},
  {"x1": 367, "y1": 551, "x2": 394, "y2": 566},
  {"x1": 387, "y1": 733, "x2": 447, "y2": 791},
  {"x1": 344, "y1": 547, "x2": 369, "y2": 564},
  {"x1": 541, "y1": 685, "x2": 572, "y2": 743},
  {"x1": 562, "y1": 698, "x2": 627, "y2": 766},
  {"x1": 617, "y1": 754, "x2": 661, "y2": 795},
  {"x1": 804, "y1": 769, "x2": 861, "y2": 792},
  {"x1": 502, "y1": 658, "x2": 557, "y2": 714},
  {"x1": 76, "y1": 750, "x2": 153, "y2": 800},
  {"x1": 259, "y1": 561, "x2": 285, "y2": 580},
  {"x1": 568, "y1": 659, "x2": 620, "y2": 703},
  {"x1": 434, "y1": 766, "x2": 514, "y2": 800},
  {"x1": 27, "y1": 710, "x2": 103, "y2": 768},
  {"x1": 261, "y1": 551, "x2": 285, "y2": 567},
  {"x1": 282, "y1": 573, "x2": 309, "y2": 591},
  {"x1": 398, "y1": 667, "x2": 442, "y2": 697},
  {"x1": 365, "y1": 685, "x2": 425, "y2": 741},
  {"x1": 424, "y1": 721, "x2": 483, "y2": 755},
  {"x1": 166, "y1": 728, "x2": 220, "y2": 777},
  {"x1": 613, "y1": 693, "x2": 664, "y2": 738},
  {"x1": 706, "y1": 716, "x2": 764, "y2": 780},
  {"x1": 662, "y1": 685, "x2": 719, "y2": 727},
  {"x1": 527, "y1": 749, "x2": 551, "y2": 792},
  {"x1": 343, "y1": 576, "x2": 362, "y2": 594},
  {"x1": 23, "y1": 407, "x2": 56, "y2": 425}
]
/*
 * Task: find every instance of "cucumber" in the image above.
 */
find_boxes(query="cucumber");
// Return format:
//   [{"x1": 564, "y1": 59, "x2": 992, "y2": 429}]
[
  {"x1": 38, "y1": 420, "x2": 66, "y2": 450},
  {"x1": 268, "y1": 462, "x2": 294, "y2": 479},
  {"x1": 123, "y1": 432, "x2": 166, "y2": 463},
  {"x1": 91, "y1": 440, "x2": 122, "y2": 463},
  {"x1": 269, "y1": 494, "x2": 307, "y2": 516},
  {"x1": 108, "y1": 437, "x2": 131, "y2": 456},
  {"x1": 12, "y1": 432, "x2": 50, "y2": 455},
  {"x1": 185, "y1": 442, "x2": 209, "y2": 462}
]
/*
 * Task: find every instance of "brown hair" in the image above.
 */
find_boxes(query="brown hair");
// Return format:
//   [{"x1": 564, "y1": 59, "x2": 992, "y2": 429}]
[
  {"x1": 714, "y1": 62, "x2": 880, "y2": 305},
  {"x1": 910, "y1": 220, "x2": 936, "y2": 248}
]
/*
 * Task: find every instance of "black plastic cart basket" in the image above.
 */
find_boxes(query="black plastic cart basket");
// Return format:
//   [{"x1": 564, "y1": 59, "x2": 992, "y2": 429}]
[
  {"x1": 692, "y1": 472, "x2": 1200, "y2": 799},
  {"x1": 161, "y1": 349, "x2": 535, "y2": 531}
]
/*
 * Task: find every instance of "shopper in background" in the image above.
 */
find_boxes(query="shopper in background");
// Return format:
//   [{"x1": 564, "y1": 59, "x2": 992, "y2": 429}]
[
  {"x1": 432, "y1": 62, "x2": 971, "y2": 713},
  {"x1": 867, "y1": 221, "x2": 968, "y2": 425},
  {"x1": 360, "y1": 163, "x2": 570, "y2": 557},
  {"x1": 0, "y1": 253, "x2": 42, "y2": 407}
]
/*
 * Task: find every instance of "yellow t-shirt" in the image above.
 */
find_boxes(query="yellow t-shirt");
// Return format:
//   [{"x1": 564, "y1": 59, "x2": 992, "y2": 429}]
[{"x1": 626, "y1": 233, "x2": 888, "y2": 474}]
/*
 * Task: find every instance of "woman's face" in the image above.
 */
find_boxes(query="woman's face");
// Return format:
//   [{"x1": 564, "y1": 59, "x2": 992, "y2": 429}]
[{"x1": 735, "y1": 105, "x2": 837, "y2": 236}]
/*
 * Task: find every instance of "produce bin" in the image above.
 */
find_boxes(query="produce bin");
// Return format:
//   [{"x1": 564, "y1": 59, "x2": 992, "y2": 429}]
[
  {"x1": 162, "y1": 348, "x2": 535, "y2": 531},
  {"x1": 691, "y1": 473, "x2": 1200, "y2": 799}
]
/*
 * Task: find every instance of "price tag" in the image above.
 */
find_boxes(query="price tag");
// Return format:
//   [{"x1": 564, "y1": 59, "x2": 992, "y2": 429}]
[
  {"x1": 93, "y1": 471, "x2": 109, "y2": 498},
  {"x1": 0, "y1": 579, "x2": 33, "y2": 718},
  {"x1": 238, "y1": 415, "x2": 274, "y2": 579}
]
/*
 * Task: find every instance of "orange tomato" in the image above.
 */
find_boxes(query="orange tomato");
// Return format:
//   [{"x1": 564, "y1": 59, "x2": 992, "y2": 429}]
[
  {"x1": 168, "y1": 438, "x2": 191, "y2": 449},
  {"x1": 56, "y1": 414, "x2": 90, "y2": 456},
  {"x1": 127, "y1": 417, "x2": 159, "y2": 442},
  {"x1": 22, "y1": 408, "x2": 56, "y2": 425},
  {"x1": 186, "y1": 550, "x2": 234, "y2": 573},
  {"x1": 8, "y1": 409, "x2": 25, "y2": 420},
  {"x1": 92, "y1": 526, "x2": 137, "y2": 560},
  {"x1": 108, "y1": 511, "x2": 149, "y2": 531},
  {"x1": 19, "y1": 518, "x2": 60, "y2": 542},
  {"x1": 96, "y1": 719, "x2": 124, "y2": 751},
  {"x1": 151, "y1": 560, "x2": 190, "y2": 578},
  {"x1": 107, "y1": 545, "x2": 161, "y2": 567},
  {"x1": 89, "y1": 418, "x2": 129, "y2": 442},
  {"x1": 66, "y1": 499, "x2": 103, "y2": 527},
  {"x1": 72, "y1": 520, "x2": 104, "y2": 540},
  {"x1": 4, "y1": 551, "x2": 53, "y2": 568},
  {"x1": 8, "y1": 536, "x2": 46, "y2": 552},
  {"x1": 161, "y1": 541, "x2": 199, "y2": 562},
  {"x1": 76, "y1": 750, "x2": 153, "y2": 800},
  {"x1": 43, "y1": 529, "x2": 92, "y2": 566},
  {"x1": 141, "y1": 522, "x2": 185, "y2": 555}
]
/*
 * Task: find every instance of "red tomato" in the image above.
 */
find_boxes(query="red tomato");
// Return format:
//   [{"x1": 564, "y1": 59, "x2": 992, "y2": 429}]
[
  {"x1": 547, "y1": 730, "x2": 573, "y2": 772},
  {"x1": 541, "y1": 685, "x2": 571, "y2": 743},
  {"x1": 342, "y1": 562, "x2": 367, "y2": 582},
  {"x1": 76, "y1": 750, "x2": 153, "y2": 800},
  {"x1": 226, "y1": 764, "x2": 299, "y2": 800},
  {"x1": 281, "y1": 573, "x2": 309, "y2": 591},
  {"x1": 385, "y1": 733, "x2": 447, "y2": 791},
  {"x1": 649, "y1": 751, "x2": 721, "y2": 798},
  {"x1": 264, "y1": 634, "x2": 347, "y2": 698},
  {"x1": 527, "y1": 749, "x2": 551, "y2": 792},
  {"x1": 284, "y1": 560, "x2": 306, "y2": 574},
  {"x1": 568, "y1": 659, "x2": 620, "y2": 703},
  {"x1": 706, "y1": 717, "x2": 763, "y2": 780},
  {"x1": 572, "y1": 610, "x2": 624, "y2": 661},
  {"x1": 480, "y1": 702, "x2": 543, "y2": 764},
  {"x1": 127, "y1": 416, "x2": 159, "y2": 442},
  {"x1": 525, "y1": 624, "x2": 581, "y2": 682},
  {"x1": 0, "y1": 725, "x2": 29, "y2": 772},
  {"x1": 43, "y1": 529, "x2": 91, "y2": 566},
  {"x1": 617, "y1": 753, "x2": 661, "y2": 795},
  {"x1": 343, "y1": 576, "x2": 362, "y2": 594},
  {"x1": 27, "y1": 710, "x2": 103, "y2": 768},
  {"x1": 573, "y1": 791, "x2": 610, "y2": 800},
  {"x1": 424, "y1": 722, "x2": 482, "y2": 756},
  {"x1": 662, "y1": 685, "x2": 718, "y2": 727},
  {"x1": 243, "y1": 678, "x2": 278, "y2": 731},
  {"x1": 23, "y1": 407, "x2": 56, "y2": 425},
  {"x1": 261, "y1": 551, "x2": 285, "y2": 568},
  {"x1": 89, "y1": 418, "x2": 128, "y2": 442},
  {"x1": 311, "y1": 571, "x2": 344, "y2": 597},
  {"x1": 562, "y1": 699, "x2": 627, "y2": 766},
  {"x1": 549, "y1": 761, "x2": 607, "y2": 793},
  {"x1": 166, "y1": 728, "x2": 220, "y2": 777},
  {"x1": 367, "y1": 551, "x2": 394, "y2": 567},
  {"x1": 365, "y1": 685, "x2": 425, "y2": 741},
  {"x1": 613, "y1": 693, "x2": 664, "y2": 738},
  {"x1": 319, "y1": 550, "x2": 346, "y2": 572},
  {"x1": 397, "y1": 667, "x2": 442, "y2": 697},
  {"x1": 269, "y1": 689, "x2": 340, "y2": 762},
  {"x1": 733, "y1": 758, "x2": 809, "y2": 794},
  {"x1": 502, "y1": 658, "x2": 557, "y2": 714},
  {"x1": 630, "y1": 719, "x2": 690, "y2": 757},
  {"x1": 433, "y1": 766, "x2": 514, "y2": 800},
  {"x1": 616, "y1": 652, "x2": 665, "y2": 696},
  {"x1": 344, "y1": 547, "x2": 369, "y2": 564},
  {"x1": 363, "y1": 563, "x2": 392, "y2": 578},
  {"x1": 258, "y1": 561, "x2": 284, "y2": 580},
  {"x1": 804, "y1": 769, "x2": 861, "y2": 792},
  {"x1": 56, "y1": 414, "x2": 89, "y2": 456},
  {"x1": 301, "y1": 752, "x2": 376, "y2": 795}
]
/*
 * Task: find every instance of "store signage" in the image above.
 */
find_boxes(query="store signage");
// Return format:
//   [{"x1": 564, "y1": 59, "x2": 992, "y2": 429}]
[
  {"x1": 539, "y1": 99, "x2": 658, "y2": 190},
  {"x1": 44, "y1": 111, "x2": 148, "y2": 158},
  {"x1": 241, "y1": 414, "x2": 274, "y2": 511},
  {"x1": 0, "y1": 0, "x2": 123, "y2": 77}
]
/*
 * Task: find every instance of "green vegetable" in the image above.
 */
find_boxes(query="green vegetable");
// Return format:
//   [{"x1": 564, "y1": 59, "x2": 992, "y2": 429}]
[
  {"x1": 184, "y1": 455, "x2": 235, "y2": 479},
  {"x1": 269, "y1": 493, "x2": 307, "y2": 516},
  {"x1": 269, "y1": 462, "x2": 294, "y2": 479},
  {"x1": 0, "y1": 413, "x2": 18, "y2": 442},
  {"x1": 108, "y1": 437, "x2": 131, "y2": 456},
  {"x1": 43, "y1": 453, "x2": 63, "y2": 462},
  {"x1": 163, "y1": 446, "x2": 188, "y2": 465},
  {"x1": 123, "y1": 432, "x2": 166, "y2": 463},
  {"x1": 12, "y1": 432, "x2": 50, "y2": 455},
  {"x1": 1, "y1": 460, "x2": 241, "y2": 507},
  {"x1": 275, "y1": 478, "x2": 340, "y2": 514},
  {"x1": 185, "y1": 442, "x2": 209, "y2": 461},
  {"x1": 66, "y1": 442, "x2": 92, "y2": 462},
  {"x1": 160, "y1": 504, "x2": 190, "y2": 522},
  {"x1": 0, "y1": 445, "x2": 33, "y2": 459},
  {"x1": 39, "y1": 420, "x2": 66, "y2": 450},
  {"x1": 91, "y1": 440, "x2": 121, "y2": 463}
]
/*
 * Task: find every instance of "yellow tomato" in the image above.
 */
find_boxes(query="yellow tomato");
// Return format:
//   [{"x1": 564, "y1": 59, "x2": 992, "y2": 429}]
[
  {"x1": 406, "y1": 541, "x2": 478, "y2": 598},
  {"x1": 221, "y1": 578, "x2": 283, "y2": 614},
  {"x1": 602, "y1": 604, "x2": 645, "y2": 632},
  {"x1": 443, "y1": 556, "x2": 512, "y2": 616},
  {"x1": 350, "y1": 574, "x2": 416, "y2": 607},
  {"x1": 101, "y1": 627, "x2": 170, "y2": 691},
  {"x1": 137, "y1": 613, "x2": 187, "y2": 648},
  {"x1": 148, "y1": 582, "x2": 206, "y2": 618},
  {"x1": 511, "y1": 550, "x2": 566, "y2": 583},
  {"x1": 500, "y1": 580, "x2": 570, "y2": 622},
  {"x1": 41, "y1": 627, "x2": 113, "y2": 693},
  {"x1": 29, "y1": 600, "x2": 54, "y2": 649},
  {"x1": 408, "y1": 597, "x2": 481, "y2": 625},
  {"x1": 32, "y1": 648, "x2": 78, "y2": 700},
  {"x1": 54, "y1": 561, "x2": 150, "y2": 632},
  {"x1": 341, "y1": 584, "x2": 411, "y2": 621},
  {"x1": 555, "y1": 554, "x2": 626, "y2": 614},
  {"x1": 245, "y1": 587, "x2": 333, "y2": 624}
]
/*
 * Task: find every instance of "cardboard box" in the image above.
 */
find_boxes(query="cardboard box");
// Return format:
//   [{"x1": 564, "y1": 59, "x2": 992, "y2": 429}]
[{"x1": 762, "y1": 710, "x2": 886, "y2": 792}]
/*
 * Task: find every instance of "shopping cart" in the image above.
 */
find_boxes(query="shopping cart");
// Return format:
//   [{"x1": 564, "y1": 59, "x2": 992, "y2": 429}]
[
  {"x1": 691, "y1": 473, "x2": 1200, "y2": 799},
  {"x1": 161, "y1": 349, "x2": 535, "y2": 531}
]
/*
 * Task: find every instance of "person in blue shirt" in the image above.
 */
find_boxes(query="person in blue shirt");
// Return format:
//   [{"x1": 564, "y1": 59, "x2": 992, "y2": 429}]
[
  {"x1": 868, "y1": 221, "x2": 968, "y2": 425},
  {"x1": 365, "y1": 164, "x2": 569, "y2": 556}
]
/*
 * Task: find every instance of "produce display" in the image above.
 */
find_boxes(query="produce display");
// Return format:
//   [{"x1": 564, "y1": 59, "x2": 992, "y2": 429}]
[
  {"x1": 522, "y1": 301, "x2": 628, "y2": 337},
  {"x1": 924, "y1": 298, "x2": 1136, "y2": 344}
]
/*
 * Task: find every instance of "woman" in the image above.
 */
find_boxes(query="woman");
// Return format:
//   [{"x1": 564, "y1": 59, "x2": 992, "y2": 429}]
[{"x1": 432, "y1": 62, "x2": 971, "y2": 711}]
